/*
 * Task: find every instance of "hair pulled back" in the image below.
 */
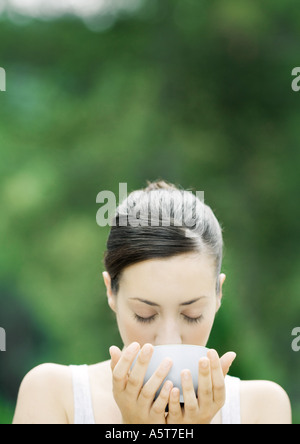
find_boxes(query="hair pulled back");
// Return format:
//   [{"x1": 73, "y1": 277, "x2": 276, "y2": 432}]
[{"x1": 103, "y1": 179, "x2": 224, "y2": 295}]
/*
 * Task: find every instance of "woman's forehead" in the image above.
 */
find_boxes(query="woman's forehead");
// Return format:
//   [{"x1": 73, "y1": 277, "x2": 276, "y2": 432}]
[{"x1": 119, "y1": 254, "x2": 216, "y2": 296}]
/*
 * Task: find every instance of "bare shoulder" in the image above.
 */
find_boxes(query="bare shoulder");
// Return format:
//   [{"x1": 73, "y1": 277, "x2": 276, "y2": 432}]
[
  {"x1": 89, "y1": 359, "x2": 112, "y2": 382},
  {"x1": 88, "y1": 360, "x2": 115, "y2": 403},
  {"x1": 13, "y1": 363, "x2": 73, "y2": 424},
  {"x1": 240, "y1": 379, "x2": 292, "y2": 424}
]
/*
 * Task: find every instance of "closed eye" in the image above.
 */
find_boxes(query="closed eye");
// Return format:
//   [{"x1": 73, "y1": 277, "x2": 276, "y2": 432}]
[
  {"x1": 134, "y1": 313, "x2": 203, "y2": 325},
  {"x1": 182, "y1": 314, "x2": 203, "y2": 324},
  {"x1": 134, "y1": 313, "x2": 157, "y2": 324}
]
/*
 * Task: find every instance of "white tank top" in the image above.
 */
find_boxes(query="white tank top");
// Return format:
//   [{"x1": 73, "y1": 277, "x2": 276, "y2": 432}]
[{"x1": 69, "y1": 365, "x2": 241, "y2": 425}]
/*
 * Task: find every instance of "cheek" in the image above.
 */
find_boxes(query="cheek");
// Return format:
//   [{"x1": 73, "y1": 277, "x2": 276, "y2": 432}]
[
  {"x1": 202, "y1": 316, "x2": 215, "y2": 343},
  {"x1": 202, "y1": 308, "x2": 216, "y2": 344},
  {"x1": 184, "y1": 309, "x2": 216, "y2": 346},
  {"x1": 184, "y1": 322, "x2": 210, "y2": 345}
]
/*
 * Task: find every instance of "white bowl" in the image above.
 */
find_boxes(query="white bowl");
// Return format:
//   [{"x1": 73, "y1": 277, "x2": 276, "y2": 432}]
[{"x1": 132, "y1": 344, "x2": 208, "y2": 403}]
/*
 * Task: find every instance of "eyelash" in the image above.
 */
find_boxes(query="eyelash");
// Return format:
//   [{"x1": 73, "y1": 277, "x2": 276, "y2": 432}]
[
  {"x1": 134, "y1": 314, "x2": 203, "y2": 325},
  {"x1": 134, "y1": 314, "x2": 157, "y2": 324},
  {"x1": 182, "y1": 314, "x2": 203, "y2": 325}
]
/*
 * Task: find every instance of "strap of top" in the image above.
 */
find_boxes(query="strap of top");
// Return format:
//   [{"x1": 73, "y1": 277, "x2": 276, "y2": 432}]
[
  {"x1": 221, "y1": 375, "x2": 241, "y2": 424},
  {"x1": 69, "y1": 365, "x2": 96, "y2": 424}
]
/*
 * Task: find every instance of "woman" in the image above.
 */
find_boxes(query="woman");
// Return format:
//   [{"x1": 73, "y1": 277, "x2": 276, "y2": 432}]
[{"x1": 13, "y1": 180, "x2": 292, "y2": 424}]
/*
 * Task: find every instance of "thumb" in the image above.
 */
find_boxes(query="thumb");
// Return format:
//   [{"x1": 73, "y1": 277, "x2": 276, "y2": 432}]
[
  {"x1": 220, "y1": 352, "x2": 237, "y2": 377},
  {"x1": 109, "y1": 345, "x2": 122, "y2": 371}
]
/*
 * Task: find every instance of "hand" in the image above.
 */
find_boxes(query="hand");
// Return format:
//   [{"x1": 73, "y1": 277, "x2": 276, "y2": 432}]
[
  {"x1": 109, "y1": 342, "x2": 174, "y2": 424},
  {"x1": 167, "y1": 349, "x2": 236, "y2": 424}
]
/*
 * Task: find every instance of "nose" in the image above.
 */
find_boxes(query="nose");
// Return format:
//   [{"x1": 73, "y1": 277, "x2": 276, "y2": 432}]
[{"x1": 154, "y1": 318, "x2": 182, "y2": 346}]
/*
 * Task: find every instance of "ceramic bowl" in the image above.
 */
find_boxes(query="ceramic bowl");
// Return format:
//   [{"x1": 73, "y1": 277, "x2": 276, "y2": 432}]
[{"x1": 132, "y1": 344, "x2": 208, "y2": 403}]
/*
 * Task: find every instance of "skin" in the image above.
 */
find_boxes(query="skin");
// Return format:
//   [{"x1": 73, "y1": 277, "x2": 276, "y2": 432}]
[
  {"x1": 12, "y1": 253, "x2": 292, "y2": 424},
  {"x1": 106, "y1": 253, "x2": 236, "y2": 424}
]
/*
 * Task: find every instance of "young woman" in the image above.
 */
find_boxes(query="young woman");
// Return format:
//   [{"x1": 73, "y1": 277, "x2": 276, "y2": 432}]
[{"x1": 13, "y1": 180, "x2": 292, "y2": 424}]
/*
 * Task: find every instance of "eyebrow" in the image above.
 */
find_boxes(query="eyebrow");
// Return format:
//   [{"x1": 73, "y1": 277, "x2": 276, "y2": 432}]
[{"x1": 129, "y1": 297, "x2": 208, "y2": 307}]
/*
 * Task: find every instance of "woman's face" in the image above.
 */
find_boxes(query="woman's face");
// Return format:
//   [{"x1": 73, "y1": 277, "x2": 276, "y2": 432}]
[{"x1": 103, "y1": 253, "x2": 226, "y2": 348}]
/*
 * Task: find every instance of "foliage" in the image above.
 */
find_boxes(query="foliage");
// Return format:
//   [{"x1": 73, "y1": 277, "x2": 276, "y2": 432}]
[{"x1": 0, "y1": 0, "x2": 299, "y2": 424}]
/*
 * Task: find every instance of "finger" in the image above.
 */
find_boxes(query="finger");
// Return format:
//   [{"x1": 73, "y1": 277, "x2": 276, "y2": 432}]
[
  {"x1": 197, "y1": 357, "x2": 213, "y2": 416},
  {"x1": 126, "y1": 343, "x2": 154, "y2": 398},
  {"x1": 220, "y1": 352, "x2": 237, "y2": 377},
  {"x1": 167, "y1": 387, "x2": 182, "y2": 424},
  {"x1": 112, "y1": 342, "x2": 141, "y2": 392},
  {"x1": 181, "y1": 370, "x2": 199, "y2": 417},
  {"x1": 109, "y1": 346, "x2": 122, "y2": 371},
  {"x1": 151, "y1": 380, "x2": 173, "y2": 417},
  {"x1": 207, "y1": 349, "x2": 226, "y2": 407},
  {"x1": 139, "y1": 358, "x2": 173, "y2": 409}
]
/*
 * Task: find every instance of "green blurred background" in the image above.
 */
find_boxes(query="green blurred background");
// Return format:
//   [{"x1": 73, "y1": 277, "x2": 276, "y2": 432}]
[{"x1": 0, "y1": 0, "x2": 300, "y2": 424}]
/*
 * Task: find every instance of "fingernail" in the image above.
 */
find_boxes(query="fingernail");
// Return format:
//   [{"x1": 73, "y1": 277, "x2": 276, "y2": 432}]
[
  {"x1": 162, "y1": 358, "x2": 173, "y2": 370},
  {"x1": 182, "y1": 370, "x2": 190, "y2": 381},
  {"x1": 230, "y1": 353, "x2": 237, "y2": 365},
  {"x1": 171, "y1": 387, "x2": 180, "y2": 400},
  {"x1": 128, "y1": 342, "x2": 140, "y2": 353},
  {"x1": 164, "y1": 380, "x2": 173, "y2": 391},
  {"x1": 109, "y1": 346, "x2": 116, "y2": 356},
  {"x1": 208, "y1": 349, "x2": 219, "y2": 360},
  {"x1": 201, "y1": 358, "x2": 209, "y2": 369},
  {"x1": 142, "y1": 344, "x2": 153, "y2": 357}
]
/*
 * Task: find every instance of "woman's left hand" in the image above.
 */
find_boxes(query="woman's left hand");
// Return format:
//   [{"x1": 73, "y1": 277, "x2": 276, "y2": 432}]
[{"x1": 167, "y1": 349, "x2": 236, "y2": 424}]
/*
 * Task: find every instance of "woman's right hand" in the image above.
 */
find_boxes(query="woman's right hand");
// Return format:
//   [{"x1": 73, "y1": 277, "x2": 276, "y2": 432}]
[{"x1": 109, "y1": 342, "x2": 174, "y2": 424}]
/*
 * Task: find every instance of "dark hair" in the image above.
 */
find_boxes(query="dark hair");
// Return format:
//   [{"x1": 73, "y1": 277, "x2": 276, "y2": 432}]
[{"x1": 103, "y1": 179, "x2": 224, "y2": 296}]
